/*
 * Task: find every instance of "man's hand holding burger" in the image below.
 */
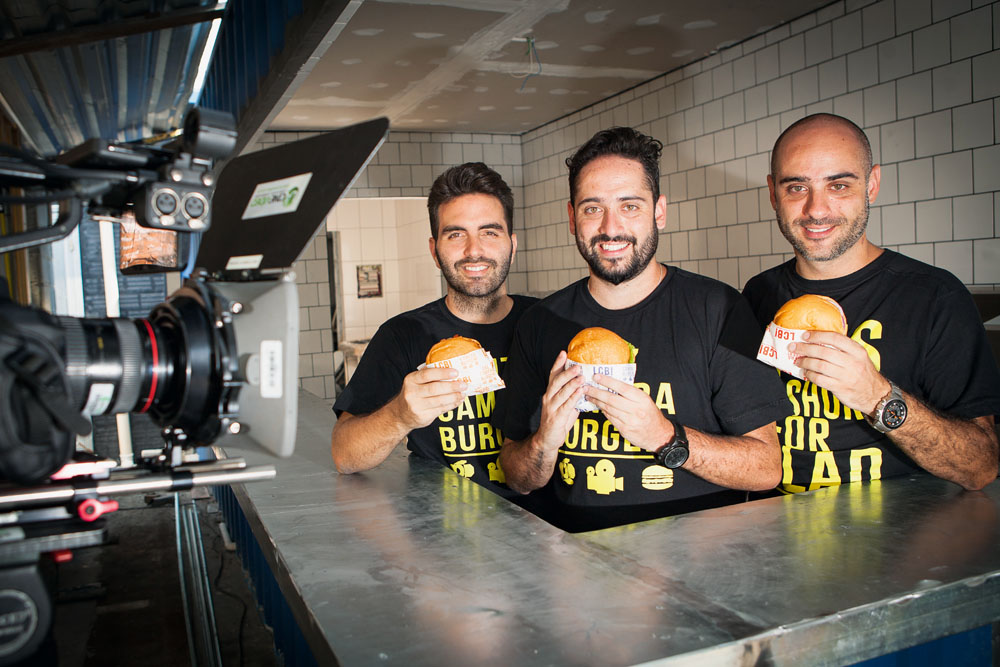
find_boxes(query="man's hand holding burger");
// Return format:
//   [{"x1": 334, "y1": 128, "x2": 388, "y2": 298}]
[
  {"x1": 587, "y1": 374, "x2": 673, "y2": 453},
  {"x1": 775, "y1": 294, "x2": 887, "y2": 416}
]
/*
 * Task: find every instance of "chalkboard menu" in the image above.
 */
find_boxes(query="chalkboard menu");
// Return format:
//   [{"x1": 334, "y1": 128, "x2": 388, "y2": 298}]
[{"x1": 78, "y1": 217, "x2": 169, "y2": 459}]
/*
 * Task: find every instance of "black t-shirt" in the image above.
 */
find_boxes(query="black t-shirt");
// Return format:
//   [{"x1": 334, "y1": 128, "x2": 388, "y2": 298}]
[
  {"x1": 742, "y1": 250, "x2": 1000, "y2": 493},
  {"x1": 496, "y1": 266, "x2": 786, "y2": 509},
  {"x1": 333, "y1": 295, "x2": 537, "y2": 499}
]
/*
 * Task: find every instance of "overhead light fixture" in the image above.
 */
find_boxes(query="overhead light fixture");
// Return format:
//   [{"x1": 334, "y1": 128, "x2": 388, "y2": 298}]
[{"x1": 188, "y1": 2, "x2": 228, "y2": 105}]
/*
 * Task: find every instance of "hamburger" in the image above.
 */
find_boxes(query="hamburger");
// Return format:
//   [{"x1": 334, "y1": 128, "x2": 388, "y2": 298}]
[
  {"x1": 773, "y1": 294, "x2": 847, "y2": 335},
  {"x1": 567, "y1": 327, "x2": 637, "y2": 365},
  {"x1": 426, "y1": 335, "x2": 483, "y2": 364}
]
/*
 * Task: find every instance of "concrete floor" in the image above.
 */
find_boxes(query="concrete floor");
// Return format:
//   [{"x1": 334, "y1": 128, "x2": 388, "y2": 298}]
[{"x1": 33, "y1": 492, "x2": 280, "y2": 666}]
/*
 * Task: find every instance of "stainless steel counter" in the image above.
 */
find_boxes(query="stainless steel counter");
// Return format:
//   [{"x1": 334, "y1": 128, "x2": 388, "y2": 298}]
[{"x1": 221, "y1": 390, "x2": 1000, "y2": 666}]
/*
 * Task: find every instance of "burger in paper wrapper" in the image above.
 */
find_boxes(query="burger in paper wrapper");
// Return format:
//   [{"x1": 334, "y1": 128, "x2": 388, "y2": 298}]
[
  {"x1": 422, "y1": 335, "x2": 505, "y2": 397},
  {"x1": 757, "y1": 295, "x2": 848, "y2": 379},
  {"x1": 565, "y1": 327, "x2": 638, "y2": 412}
]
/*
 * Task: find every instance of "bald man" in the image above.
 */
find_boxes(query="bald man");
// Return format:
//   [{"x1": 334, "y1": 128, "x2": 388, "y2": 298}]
[{"x1": 743, "y1": 113, "x2": 1000, "y2": 494}]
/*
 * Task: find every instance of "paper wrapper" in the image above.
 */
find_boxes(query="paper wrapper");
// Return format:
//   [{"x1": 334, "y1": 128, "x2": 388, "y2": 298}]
[
  {"x1": 757, "y1": 321, "x2": 808, "y2": 379},
  {"x1": 566, "y1": 360, "x2": 637, "y2": 412},
  {"x1": 420, "y1": 348, "x2": 505, "y2": 397}
]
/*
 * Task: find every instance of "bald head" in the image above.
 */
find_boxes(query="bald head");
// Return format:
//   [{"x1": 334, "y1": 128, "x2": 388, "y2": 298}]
[{"x1": 770, "y1": 114, "x2": 873, "y2": 179}]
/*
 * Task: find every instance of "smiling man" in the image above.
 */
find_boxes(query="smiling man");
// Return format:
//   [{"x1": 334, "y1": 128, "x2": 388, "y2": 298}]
[
  {"x1": 495, "y1": 127, "x2": 785, "y2": 531},
  {"x1": 743, "y1": 113, "x2": 1000, "y2": 493},
  {"x1": 331, "y1": 162, "x2": 537, "y2": 500}
]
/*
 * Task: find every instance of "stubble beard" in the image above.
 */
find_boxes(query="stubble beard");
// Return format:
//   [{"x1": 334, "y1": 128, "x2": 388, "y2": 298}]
[
  {"x1": 576, "y1": 223, "x2": 659, "y2": 286},
  {"x1": 437, "y1": 250, "x2": 512, "y2": 315},
  {"x1": 777, "y1": 195, "x2": 870, "y2": 262}
]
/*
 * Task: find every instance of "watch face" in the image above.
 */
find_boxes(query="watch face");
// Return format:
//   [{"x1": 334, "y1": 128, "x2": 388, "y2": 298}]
[
  {"x1": 882, "y1": 398, "x2": 907, "y2": 429},
  {"x1": 658, "y1": 444, "x2": 689, "y2": 469}
]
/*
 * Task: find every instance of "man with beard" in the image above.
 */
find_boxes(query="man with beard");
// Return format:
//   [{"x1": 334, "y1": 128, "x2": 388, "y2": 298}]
[
  {"x1": 494, "y1": 127, "x2": 785, "y2": 531},
  {"x1": 331, "y1": 162, "x2": 538, "y2": 501},
  {"x1": 743, "y1": 113, "x2": 1000, "y2": 493}
]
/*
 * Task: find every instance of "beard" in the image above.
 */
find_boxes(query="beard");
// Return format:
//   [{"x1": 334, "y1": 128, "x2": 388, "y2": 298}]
[
  {"x1": 777, "y1": 196, "x2": 869, "y2": 262},
  {"x1": 436, "y1": 249, "x2": 512, "y2": 309},
  {"x1": 576, "y1": 224, "x2": 659, "y2": 286}
]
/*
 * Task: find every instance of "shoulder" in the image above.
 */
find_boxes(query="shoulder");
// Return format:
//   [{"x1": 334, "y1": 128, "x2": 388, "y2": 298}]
[
  {"x1": 881, "y1": 251, "x2": 969, "y2": 295},
  {"x1": 669, "y1": 267, "x2": 743, "y2": 306}
]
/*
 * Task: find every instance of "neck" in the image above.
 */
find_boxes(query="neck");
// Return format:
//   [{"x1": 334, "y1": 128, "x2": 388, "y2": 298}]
[
  {"x1": 445, "y1": 289, "x2": 513, "y2": 324},
  {"x1": 587, "y1": 262, "x2": 665, "y2": 310},
  {"x1": 795, "y1": 239, "x2": 884, "y2": 281}
]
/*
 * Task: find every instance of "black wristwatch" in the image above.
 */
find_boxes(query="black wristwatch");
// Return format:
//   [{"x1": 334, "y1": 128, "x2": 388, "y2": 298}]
[
  {"x1": 866, "y1": 380, "x2": 908, "y2": 433},
  {"x1": 655, "y1": 418, "x2": 689, "y2": 469}
]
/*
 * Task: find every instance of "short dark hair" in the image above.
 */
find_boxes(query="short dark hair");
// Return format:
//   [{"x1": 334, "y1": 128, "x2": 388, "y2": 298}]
[
  {"x1": 565, "y1": 127, "x2": 662, "y2": 204},
  {"x1": 770, "y1": 113, "x2": 873, "y2": 177},
  {"x1": 427, "y1": 162, "x2": 514, "y2": 238}
]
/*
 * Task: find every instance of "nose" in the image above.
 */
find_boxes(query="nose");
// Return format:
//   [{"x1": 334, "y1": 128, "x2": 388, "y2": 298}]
[
  {"x1": 802, "y1": 189, "x2": 831, "y2": 220},
  {"x1": 598, "y1": 209, "x2": 625, "y2": 237},
  {"x1": 464, "y1": 232, "x2": 484, "y2": 257}
]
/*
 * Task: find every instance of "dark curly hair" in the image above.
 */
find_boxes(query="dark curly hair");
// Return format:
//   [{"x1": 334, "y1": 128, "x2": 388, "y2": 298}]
[
  {"x1": 427, "y1": 162, "x2": 514, "y2": 238},
  {"x1": 565, "y1": 127, "x2": 662, "y2": 204}
]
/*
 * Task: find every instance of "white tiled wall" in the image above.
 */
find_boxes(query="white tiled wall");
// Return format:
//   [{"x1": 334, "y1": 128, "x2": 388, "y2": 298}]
[
  {"x1": 254, "y1": 0, "x2": 1000, "y2": 399},
  {"x1": 327, "y1": 198, "x2": 441, "y2": 343},
  {"x1": 517, "y1": 0, "x2": 1000, "y2": 293}
]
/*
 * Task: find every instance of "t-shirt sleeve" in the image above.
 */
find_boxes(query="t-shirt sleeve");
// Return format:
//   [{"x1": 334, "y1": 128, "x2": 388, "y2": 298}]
[
  {"x1": 918, "y1": 284, "x2": 1000, "y2": 420},
  {"x1": 494, "y1": 317, "x2": 546, "y2": 442},
  {"x1": 709, "y1": 291, "x2": 787, "y2": 434},
  {"x1": 332, "y1": 321, "x2": 412, "y2": 417}
]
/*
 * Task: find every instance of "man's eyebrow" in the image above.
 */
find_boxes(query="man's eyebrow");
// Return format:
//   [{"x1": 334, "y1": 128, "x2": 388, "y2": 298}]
[
  {"x1": 577, "y1": 195, "x2": 646, "y2": 205},
  {"x1": 440, "y1": 221, "x2": 505, "y2": 233},
  {"x1": 778, "y1": 171, "x2": 859, "y2": 185}
]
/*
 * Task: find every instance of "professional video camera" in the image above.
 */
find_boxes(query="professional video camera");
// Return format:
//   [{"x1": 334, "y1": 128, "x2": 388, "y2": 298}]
[{"x1": 0, "y1": 108, "x2": 389, "y2": 662}]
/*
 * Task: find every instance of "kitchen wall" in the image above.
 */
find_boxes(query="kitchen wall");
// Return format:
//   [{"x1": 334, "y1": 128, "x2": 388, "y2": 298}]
[
  {"x1": 518, "y1": 0, "x2": 1000, "y2": 294},
  {"x1": 259, "y1": 0, "x2": 1000, "y2": 399}
]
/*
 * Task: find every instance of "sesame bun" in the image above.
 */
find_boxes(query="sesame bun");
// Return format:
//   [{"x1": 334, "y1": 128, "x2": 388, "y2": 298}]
[
  {"x1": 567, "y1": 327, "x2": 632, "y2": 365},
  {"x1": 773, "y1": 294, "x2": 848, "y2": 335},
  {"x1": 426, "y1": 335, "x2": 483, "y2": 364}
]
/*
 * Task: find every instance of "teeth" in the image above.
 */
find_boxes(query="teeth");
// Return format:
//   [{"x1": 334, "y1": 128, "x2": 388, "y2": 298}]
[
  {"x1": 464, "y1": 265, "x2": 487, "y2": 272},
  {"x1": 601, "y1": 242, "x2": 628, "y2": 251}
]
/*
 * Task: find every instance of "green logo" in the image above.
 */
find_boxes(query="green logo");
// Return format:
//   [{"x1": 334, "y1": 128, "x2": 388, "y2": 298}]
[{"x1": 284, "y1": 186, "x2": 300, "y2": 208}]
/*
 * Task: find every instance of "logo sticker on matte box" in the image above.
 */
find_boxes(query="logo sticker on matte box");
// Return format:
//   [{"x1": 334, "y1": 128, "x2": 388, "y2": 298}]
[{"x1": 241, "y1": 173, "x2": 313, "y2": 220}]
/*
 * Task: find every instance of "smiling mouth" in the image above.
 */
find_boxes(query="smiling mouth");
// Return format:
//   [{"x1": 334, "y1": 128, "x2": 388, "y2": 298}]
[
  {"x1": 600, "y1": 241, "x2": 630, "y2": 252},
  {"x1": 457, "y1": 260, "x2": 494, "y2": 275}
]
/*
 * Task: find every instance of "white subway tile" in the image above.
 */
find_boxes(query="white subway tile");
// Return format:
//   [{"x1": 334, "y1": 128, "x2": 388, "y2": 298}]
[
  {"x1": 678, "y1": 139, "x2": 697, "y2": 172},
  {"x1": 913, "y1": 23, "x2": 950, "y2": 72},
  {"x1": 759, "y1": 186, "x2": 774, "y2": 221},
  {"x1": 735, "y1": 122, "x2": 757, "y2": 158},
  {"x1": 882, "y1": 203, "x2": 916, "y2": 244},
  {"x1": 896, "y1": 71, "x2": 933, "y2": 118},
  {"x1": 973, "y1": 144, "x2": 1000, "y2": 193},
  {"x1": 718, "y1": 258, "x2": 740, "y2": 288},
  {"x1": 971, "y1": 51, "x2": 1000, "y2": 101},
  {"x1": 733, "y1": 54, "x2": 756, "y2": 91},
  {"x1": 717, "y1": 193, "x2": 737, "y2": 226},
  {"x1": 738, "y1": 256, "x2": 762, "y2": 287},
  {"x1": 768, "y1": 76, "x2": 794, "y2": 115},
  {"x1": 679, "y1": 200, "x2": 698, "y2": 230},
  {"x1": 805, "y1": 24, "x2": 833, "y2": 66},
  {"x1": 935, "y1": 241, "x2": 973, "y2": 282},
  {"x1": 756, "y1": 44, "x2": 781, "y2": 83},
  {"x1": 951, "y1": 6, "x2": 992, "y2": 59},
  {"x1": 698, "y1": 197, "x2": 718, "y2": 228},
  {"x1": 725, "y1": 158, "x2": 749, "y2": 192},
  {"x1": 861, "y1": 1, "x2": 894, "y2": 45},
  {"x1": 707, "y1": 166, "x2": 726, "y2": 197},
  {"x1": 689, "y1": 229, "x2": 708, "y2": 259},
  {"x1": 704, "y1": 100, "x2": 724, "y2": 134},
  {"x1": 973, "y1": 237, "x2": 1000, "y2": 282},
  {"x1": 833, "y1": 12, "x2": 864, "y2": 56},
  {"x1": 897, "y1": 158, "x2": 934, "y2": 202},
  {"x1": 834, "y1": 91, "x2": 866, "y2": 127},
  {"x1": 934, "y1": 150, "x2": 974, "y2": 197},
  {"x1": 688, "y1": 167, "x2": 707, "y2": 198},
  {"x1": 953, "y1": 100, "x2": 994, "y2": 150},
  {"x1": 685, "y1": 107, "x2": 705, "y2": 139},
  {"x1": 898, "y1": 243, "x2": 935, "y2": 264},
  {"x1": 713, "y1": 63, "x2": 735, "y2": 97},
  {"x1": 714, "y1": 129, "x2": 736, "y2": 163},
  {"x1": 791, "y1": 67, "x2": 820, "y2": 108},
  {"x1": 669, "y1": 173, "x2": 688, "y2": 203},
  {"x1": 745, "y1": 84, "x2": 769, "y2": 121},
  {"x1": 953, "y1": 193, "x2": 993, "y2": 239},
  {"x1": 698, "y1": 259, "x2": 720, "y2": 280},
  {"x1": 377, "y1": 143, "x2": 399, "y2": 165},
  {"x1": 441, "y1": 144, "x2": 462, "y2": 164},
  {"x1": 780, "y1": 34, "x2": 806, "y2": 75},
  {"x1": 676, "y1": 78, "x2": 694, "y2": 109},
  {"x1": 727, "y1": 225, "x2": 750, "y2": 256},
  {"x1": 932, "y1": 60, "x2": 972, "y2": 111},
  {"x1": 848, "y1": 46, "x2": 879, "y2": 92},
  {"x1": 897, "y1": 0, "x2": 933, "y2": 33},
  {"x1": 748, "y1": 221, "x2": 772, "y2": 254},
  {"x1": 880, "y1": 35, "x2": 914, "y2": 84},
  {"x1": 877, "y1": 163, "x2": 900, "y2": 205},
  {"x1": 916, "y1": 198, "x2": 953, "y2": 241},
  {"x1": 668, "y1": 112, "x2": 686, "y2": 142},
  {"x1": 737, "y1": 189, "x2": 762, "y2": 223},
  {"x1": 723, "y1": 93, "x2": 745, "y2": 128},
  {"x1": 819, "y1": 57, "x2": 849, "y2": 99},
  {"x1": 389, "y1": 165, "x2": 412, "y2": 188},
  {"x1": 933, "y1": 0, "x2": 970, "y2": 21},
  {"x1": 864, "y1": 82, "x2": 897, "y2": 126},
  {"x1": 880, "y1": 119, "x2": 915, "y2": 163},
  {"x1": 708, "y1": 227, "x2": 728, "y2": 258},
  {"x1": 671, "y1": 231, "x2": 690, "y2": 261},
  {"x1": 693, "y1": 71, "x2": 713, "y2": 105}
]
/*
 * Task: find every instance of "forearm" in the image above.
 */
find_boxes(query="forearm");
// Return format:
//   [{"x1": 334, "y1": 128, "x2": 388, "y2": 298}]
[
  {"x1": 499, "y1": 436, "x2": 558, "y2": 494},
  {"x1": 682, "y1": 424, "x2": 782, "y2": 492},
  {"x1": 889, "y1": 393, "x2": 998, "y2": 491},
  {"x1": 330, "y1": 402, "x2": 412, "y2": 474}
]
